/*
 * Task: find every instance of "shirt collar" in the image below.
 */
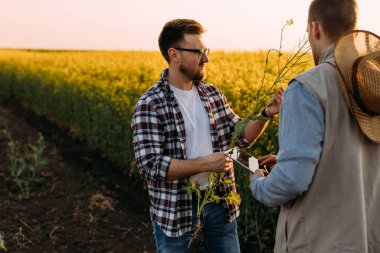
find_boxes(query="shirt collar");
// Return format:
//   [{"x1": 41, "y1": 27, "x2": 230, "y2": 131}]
[
  {"x1": 159, "y1": 68, "x2": 175, "y2": 102},
  {"x1": 318, "y1": 43, "x2": 336, "y2": 66}
]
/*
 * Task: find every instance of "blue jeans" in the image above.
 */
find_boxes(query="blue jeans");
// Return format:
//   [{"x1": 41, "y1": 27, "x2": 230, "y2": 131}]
[{"x1": 152, "y1": 198, "x2": 240, "y2": 253}]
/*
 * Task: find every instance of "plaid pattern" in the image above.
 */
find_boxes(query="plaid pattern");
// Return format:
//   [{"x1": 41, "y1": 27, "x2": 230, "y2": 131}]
[{"x1": 131, "y1": 69, "x2": 250, "y2": 237}]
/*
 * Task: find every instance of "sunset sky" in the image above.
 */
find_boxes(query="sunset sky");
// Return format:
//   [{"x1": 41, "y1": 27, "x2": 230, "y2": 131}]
[{"x1": 1, "y1": 0, "x2": 379, "y2": 51}]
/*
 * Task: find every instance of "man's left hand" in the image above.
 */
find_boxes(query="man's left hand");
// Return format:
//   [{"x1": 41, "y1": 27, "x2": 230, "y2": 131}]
[{"x1": 266, "y1": 87, "x2": 285, "y2": 117}]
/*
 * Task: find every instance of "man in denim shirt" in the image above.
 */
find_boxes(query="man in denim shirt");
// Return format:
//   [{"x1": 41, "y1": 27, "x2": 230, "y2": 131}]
[{"x1": 250, "y1": 1, "x2": 380, "y2": 252}]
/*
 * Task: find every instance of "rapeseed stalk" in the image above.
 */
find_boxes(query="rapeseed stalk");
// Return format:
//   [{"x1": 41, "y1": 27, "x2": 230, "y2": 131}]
[{"x1": 231, "y1": 19, "x2": 311, "y2": 147}]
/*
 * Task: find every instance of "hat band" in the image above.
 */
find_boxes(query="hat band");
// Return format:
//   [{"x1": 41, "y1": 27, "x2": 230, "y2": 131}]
[{"x1": 351, "y1": 56, "x2": 379, "y2": 116}]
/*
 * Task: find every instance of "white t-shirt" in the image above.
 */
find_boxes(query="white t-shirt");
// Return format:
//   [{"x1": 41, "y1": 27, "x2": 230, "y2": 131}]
[{"x1": 170, "y1": 84, "x2": 213, "y2": 190}]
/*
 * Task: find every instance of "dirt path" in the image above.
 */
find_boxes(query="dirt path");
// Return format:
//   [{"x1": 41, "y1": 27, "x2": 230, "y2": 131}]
[{"x1": 0, "y1": 98, "x2": 155, "y2": 253}]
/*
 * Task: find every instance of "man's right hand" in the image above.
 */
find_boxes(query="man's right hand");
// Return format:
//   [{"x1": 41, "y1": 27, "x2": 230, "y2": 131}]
[
  {"x1": 167, "y1": 152, "x2": 233, "y2": 180},
  {"x1": 203, "y1": 152, "x2": 233, "y2": 173},
  {"x1": 258, "y1": 154, "x2": 277, "y2": 168}
]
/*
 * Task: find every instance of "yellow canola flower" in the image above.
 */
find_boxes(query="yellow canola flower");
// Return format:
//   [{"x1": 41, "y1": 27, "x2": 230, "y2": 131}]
[
  {"x1": 190, "y1": 179, "x2": 197, "y2": 188},
  {"x1": 227, "y1": 191, "x2": 241, "y2": 205}
]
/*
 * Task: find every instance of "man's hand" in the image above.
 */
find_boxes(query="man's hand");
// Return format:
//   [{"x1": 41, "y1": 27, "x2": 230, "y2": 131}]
[
  {"x1": 258, "y1": 154, "x2": 277, "y2": 170},
  {"x1": 265, "y1": 87, "x2": 285, "y2": 117},
  {"x1": 203, "y1": 152, "x2": 233, "y2": 173},
  {"x1": 249, "y1": 154, "x2": 276, "y2": 182},
  {"x1": 168, "y1": 152, "x2": 233, "y2": 180},
  {"x1": 249, "y1": 169, "x2": 267, "y2": 182}
]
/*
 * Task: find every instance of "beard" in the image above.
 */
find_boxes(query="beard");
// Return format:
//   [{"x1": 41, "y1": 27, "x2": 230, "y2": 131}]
[{"x1": 179, "y1": 63, "x2": 206, "y2": 81}]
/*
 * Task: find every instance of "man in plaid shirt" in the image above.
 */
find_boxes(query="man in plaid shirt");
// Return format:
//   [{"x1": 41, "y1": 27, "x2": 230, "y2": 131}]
[{"x1": 131, "y1": 19, "x2": 283, "y2": 253}]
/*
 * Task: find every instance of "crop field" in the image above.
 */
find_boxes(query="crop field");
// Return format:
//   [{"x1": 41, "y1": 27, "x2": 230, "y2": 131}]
[{"x1": 0, "y1": 49, "x2": 312, "y2": 252}]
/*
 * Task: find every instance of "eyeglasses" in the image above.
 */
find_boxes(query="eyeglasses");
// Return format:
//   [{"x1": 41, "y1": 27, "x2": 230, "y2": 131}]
[{"x1": 174, "y1": 48, "x2": 210, "y2": 59}]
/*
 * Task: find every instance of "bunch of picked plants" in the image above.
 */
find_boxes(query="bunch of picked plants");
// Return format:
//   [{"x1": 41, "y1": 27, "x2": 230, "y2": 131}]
[
  {"x1": 184, "y1": 19, "x2": 311, "y2": 246},
  {"x1": 184, "y1": 173, "x2": 241, "y2": 244}
]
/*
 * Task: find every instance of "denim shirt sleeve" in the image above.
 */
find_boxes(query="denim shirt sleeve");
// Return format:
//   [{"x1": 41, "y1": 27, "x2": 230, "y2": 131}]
[{"x1": 250, "y1": 80, "x2": 324, "y2": 207}]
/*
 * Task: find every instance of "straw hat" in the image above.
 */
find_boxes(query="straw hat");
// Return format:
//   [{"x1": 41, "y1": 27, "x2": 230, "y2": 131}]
[{"x1": 334, "y1": 30, "x2": 380, "y2": 143}]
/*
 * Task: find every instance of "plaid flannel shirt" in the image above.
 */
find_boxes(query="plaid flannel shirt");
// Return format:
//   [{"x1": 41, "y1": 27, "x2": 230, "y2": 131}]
[{"x1": 131, "y1": 69, "x2": 250, "y2": 237}]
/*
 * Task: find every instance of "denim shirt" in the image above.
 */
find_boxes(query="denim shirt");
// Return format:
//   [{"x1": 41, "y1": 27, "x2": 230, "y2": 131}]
[{"x1": 250, "y1": 80, "x2": 324, "y2": 207}]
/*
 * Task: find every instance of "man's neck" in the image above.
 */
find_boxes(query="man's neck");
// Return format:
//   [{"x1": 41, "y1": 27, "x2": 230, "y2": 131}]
[
  {"x1": 167, "y1": 69, "x2": 193, "y2": 91},
  {"x1": 315, "y1": 35, "x2": 333, "y2": 65}
]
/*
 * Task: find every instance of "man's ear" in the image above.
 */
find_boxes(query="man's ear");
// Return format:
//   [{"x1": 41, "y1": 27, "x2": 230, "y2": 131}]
[
  {"x1": 311, "y1": 21, "x2": 321, "y2": 40},
  {"x1": 168, "y1": 48, "x2": 179, "y2": 63}
]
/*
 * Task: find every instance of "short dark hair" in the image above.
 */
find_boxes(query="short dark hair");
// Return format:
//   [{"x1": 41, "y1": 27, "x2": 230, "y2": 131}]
[
  {"x1": 158, "y1": 19, "x2": 205, "y2": 63},
  {"x1": 309, "y1": 0, "x2": 357, "y2": 42}
]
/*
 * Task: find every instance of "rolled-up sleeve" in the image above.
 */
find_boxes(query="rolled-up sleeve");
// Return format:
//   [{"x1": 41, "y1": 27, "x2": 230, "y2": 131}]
[
  {"x1": 131, "y1": 99, "x2": 171, "y2": 181},
  {"x1": 250, "y1": 80, "x2": 324, "y2": 207}
]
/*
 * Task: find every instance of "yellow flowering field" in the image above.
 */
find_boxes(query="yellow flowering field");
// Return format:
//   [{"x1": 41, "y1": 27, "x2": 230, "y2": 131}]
[{"x1": 0, "y1": 49, "x2": 312, "y2": 250}]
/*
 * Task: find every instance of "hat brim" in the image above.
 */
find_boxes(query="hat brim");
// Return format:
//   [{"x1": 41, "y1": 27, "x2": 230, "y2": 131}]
[{"x1": 334, "y1": 30, "x2": 380, "y2": 144}]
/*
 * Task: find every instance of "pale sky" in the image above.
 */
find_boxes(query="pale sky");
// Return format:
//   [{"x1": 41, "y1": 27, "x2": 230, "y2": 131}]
[{"x1": 0, "y1": 0, "x2": 379, "y2": 51}]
